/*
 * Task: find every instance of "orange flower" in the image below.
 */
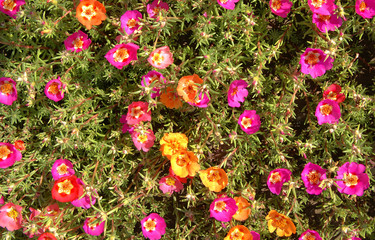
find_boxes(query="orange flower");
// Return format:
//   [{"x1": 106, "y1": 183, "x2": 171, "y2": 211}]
[
  {"x1": 233, "y1": 196, "x2": 251, "y2": 221},
  {"x1": 266, "y1": 210, "x2": 296, "y2": 237},
  {"x1": 199, "y1": 167, "x2": 228, "y2": 192},
  {"x1": 14, "y1": 140, "x2": 25, "y2": 151},
  {"x1": 159, "y1": 87, "x2": 183, "y2": 109},
  {"x1": 224, "y1": 225, "x2": 252, "y2": 240},
  {"x1": 177, "y1": 74, "x2": 203, "y2": 103},
  {"x1": 160, "y1": 133, "x2": 188, "y2": 159},
  {"x1": 170, "y1": 149, "x2": 200, "y2": 178},
  {"x1": 76, "y1": 0, "x2": 106, "y2": 30}
]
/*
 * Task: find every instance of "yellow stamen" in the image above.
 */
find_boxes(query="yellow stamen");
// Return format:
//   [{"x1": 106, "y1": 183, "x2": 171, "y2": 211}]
[
  {"x1": 343, "y1": 173, "x2": 359, "y2": 187},
  {"x1": 220, "y1": 0, "x2": 228, "y2": 3},
  {"x1": 270, "y1": 172, "x2": 281, "y2": 184},
  {"x1": 144, "y1": 218, "x2": 156, "y2": 231},
  {"x1": 113, "y1": 48, "x2": 129, "y2": 62},
  {"x1": 6, "y1": 207, "x2": 18, "y2": 220},
  {"x1": 318, "y1": 14, "x2": 331, "y2": 21},
  {"x1": 214, "y1": 200, "x2": 227, "y2": 212},
  {"x1": 130, "y1": 106, "x2": 144, "y2": 118},
  {"x1": 176, "y1": 154, "x2": 187, "y2": 167},
  {"x1": 230, "y1": 228, "x2": 245, "y2": 240},
  {"x1": 271, "y1": 0, "x2": 281, "y2": 11},
  {"x1": 57, "y1": 179, "x2": 74, "y2": 195},
  {"x1": 305, "y1": 51, "x2": 320, "y2": 66},
  {"x1": 3, "y1": 0, "x2": 17, "y2": 11},
  {"x1": 137, "y1": 134, "x2": 148, "y2": 144},
  {"x1": 0, "y1": 145, "x2": 12, "y2": 160},
  {"x1": 0, "y1": 82, "x2": 13, "y2": 95},
  {"x1": 241, "y1": 117, "x2": 253, "y2": 129},
  {"x1": 81, "y1": 5, "x2": 97, "y2": 21},
  {"x1": 231, "y1": 87, "x2": 238, "y2": 96},
  {"x1": 327, "y1": 91, "x2": 337, "y2": 100},
  {"x1": 73, "y1": 37, "x2": 84, "y2": 49},
  {"x1": 207, "y1": 170, "x2": 220, "y2": 182},
  {"x1": 48, "y1": 82, "x2": 60, "y2": 95},
  {"x1": 127, "y1": 18, "x2": 137, "y2": 28},
  {"x1": 307, "y1": 170, "x2": 321, "y2": 184},
  {"x1": 359, "y1": 1, "x2": 367, "y2": 12},
  {"x1": 319, "y1": 104, "x2": 332, "y2": 116},
  {"x1": 56, "y1": 163, "x2": 68, "y2": 175},
  {"x1": 302, "y1": 232, "x2": 317, "y2": 240},
  {"x1": 311, "y1": 0, "x2": 326, "y2": 8},
  {"x1": 151, "y1": 53, "x2": 164, "y2": 65},
  {"x1": 165, "y1": 177, "x2": 175, "y2": 186}
]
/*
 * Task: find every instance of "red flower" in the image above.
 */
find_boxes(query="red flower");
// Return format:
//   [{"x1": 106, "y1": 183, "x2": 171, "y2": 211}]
[
  {"x1": 51, "y1": 175, "x2": 83, "y2": 202},
  {"x1": 38, "y1": 232, "x2": 57, "y2": 240},
  {"x1": 14, "y1": 140, "x2": 25, "y2": 151},
  {"x1": 323, "y1": 84, "x2": 345, "y2": 103}
]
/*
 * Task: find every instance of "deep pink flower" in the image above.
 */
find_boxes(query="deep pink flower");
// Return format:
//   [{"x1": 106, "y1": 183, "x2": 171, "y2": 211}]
[
  {"x1": 105, "y1": 43, "x2": 139, "y2": 69},
  {"x1": 147, "y1": 0, "x2": 169, "y2": 19},
  {"x1": 217, "y1": 0, "x2": 240, "y2": 10},
  {"x1": 0, "y1": 0, "x2": 25, "y2": 19},
  {"x1": 209, "y1": 197, "x2": 238, "y2": 222},
  {"x1": 312, "y1": 12, "x2": 342, "y2": 33},
  {"x1": 238, "y1": 110, "x2": 261, "y2": 134},
  {"x1": 0, "y1": 142, "x2": 22, "y2": 169},
  {"x1": 83, "y1": 217, "x2": 105, "y2": 236},
  {"x1": 0, "y1": 203, "x2": 23, "y2": 231},
  {"x1": 131, "y1": 129, "x2": 155, "y2": 152},
  {"x1": 159, "y1": 175, "x2": 184, "y2": 194},
  {"x1": 126, "y1": 101, "x2": 151, "y2": 125},
  {"x1": 141, "y1": 71, "x2": 166, "y2": 98},
  {"x1": 189, "y1": 91, "x2": 210, "y2": 108},
  {"x1": 141, "y1": 213, "x2": 166, "y2": 240},
  {"x1": 120, "y1": 115, "x2": 134, "y2": 134},
  {"x1": 121, "y1": 10, "x2": 142, "y2": 35},
  {"x1": 348, "y1": 238, "x2": 362, "y2": 240},
  {"x1": 51, "y1": 159, "x2": 75, "y2": 180},
  {"x1": 355, "y1": 0, "x2": 375, "y2": 19},
  {"x1": 269, "y1": 0, "x2": 292, "y2": 18},
  {"x1": 299, "y1": 48, "x2": 334, "y2": 79},
  {"x1": 336, "y1": 162, "x2": 370, "y2": 196},
  {"x1": 64, "y1": 30, "x2": 91, "y2": 53},
  {"x1": 251, "y1": 231, "x2": 261, "y2": 240},
  {"x1": 44, "y1": 77, "x2": 65, "y2": 102},
  {"x1": 148, "y1": 46, "x2": 173, "y2": 69},
  {"x1": 308, "y1": 0, "x2": 337, "y2": 15},
  {"x1": 315, "y1": 99, "x2": 341, "y2": 125},
  {"x1": 299, "y1": 229, "x2": 322, "y2": 240},
  {"x1": 301, "y1": 162, "x2": 327, "y2": 195},
  {"x1": 267, "y1": 168, "x2": 292, "y2": 195},
  {"x1": 0, "y1": 196, "x2": 4, "y2": 205},
  {"x1": 323, "y1": 84, "x2": 345, "y2": 103},
  {"x1": 0, "y1": 77, "x2": 17, "y2": 105},
  {"x1": 228, "y1": 80, "x2": 248, "y2": 107},
  {"x1": 71, "y1": 178, "x2": 97, "y2": 209}
]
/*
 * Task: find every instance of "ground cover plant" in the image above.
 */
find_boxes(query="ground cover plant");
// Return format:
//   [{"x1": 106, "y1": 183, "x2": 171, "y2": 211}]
[{"x1": 0, "y1": 0, "x2": 375, "y2": 239}]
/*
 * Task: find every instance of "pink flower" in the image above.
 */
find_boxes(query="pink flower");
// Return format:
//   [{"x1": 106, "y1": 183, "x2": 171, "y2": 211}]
[
  {"x1": 0, "y1": 196, "x2": 4, "y2": 205},
  {"x1": 299, "y1": 48, "x2": 334, "y2": 79},
  {"x1": 120, "y1": 10, "x2": 142, "y2": 35},
  {"x1": 120, "y1": 115, "x2": 134, "y2": 134},
  {"x1": 308, "y1": 0, "x2": 337, "y2": 15},
  {"x1": 105, "y1": 43, "x2": 139, "y2": 69},
  {"x1": 189, "y1": 91, "x2": 210, "y2": 108},
  {"x1": 0, "y1": 0, "x2": 25, "y2": 19},
  {"x1": 71, "y1": 178, "x2": 97, "y2": 209},
  {"x1": 148, "y1": 46, "x2": 173, "y2": 69},
  {"x1": 301, "y1": 162, "x2": 327, "y2": 195},
  {"x1": 336, "y1": 162, "x2": 370, "y2": 196},
  {"x1": 269, "y1": 0, "x2": 292, "y2": 18},
  {"x1": 44, "y1": 77, "x2": 65, "y2": 102},
  {"x1": 312, "y1": 12, "x2": 342, "y2": 33},
  {"x1": 315, "y1": 99, "x2": 341, "y2": 125},
  {"x1": 251, "y1": 231, "x2": 261, "y2": 240},
  {"x1": 0, "y1": 77, "x2": 17, "y2": 105},
  {"x1": 83, "y1": 217, "x2": 105, "y2": 236},
  {"x1": 131, "y1": 129, "x2": 155, "y2": 152},
  {"x1": 159, "y1": 175, "x2": 183, "y2": 194},
  {"x1": 64, "y1": 30, "x2": 91, "y2": 53},
  {"x1": 348, "y1": 238, "x2": 362, "y2": 240},
  {"x1": 323, "y1": 84, "x2": 345, "y2": 103},
  {"x1": 209, "y1": 197, "x2": 238, "y2": 222},
  {"x1": 146, "y1": 0, "x2": 169, "y2": 19},
  {"x1": 0, "y1": 203, "x2": 23, "y2": 231},
  {"x1": 299, "y1": 230, "x2": 322, "y2": 240},
  {"x1": 267, "y1": 168, "x2": 292, "y2": 195},
  {"x1": 51, "y1": 159, "x2": 75, "y2": 180},
  {"x1": 228, "y1": 80, "x2": 248, "y2": 108},
  {"x1": 217, "y1": 0, "x2": 240, "y2": 10},
  {"x1": 355, "y1": 0, "x2": 375, "y2": 19},
  {"x1": 141, "y1": 71, "x2": 166, "y2": 98},
  {"x1": 0, "y1": 142, "x2": 22, "y2": 169},
  {"x1": 126, "y1": 101, "x2": 151, "y2": 125},
  {"x1": 238, "y1": 110, "x2": 261, "y2": 134},
  {"x1": 141, "y1": 213, "x2": 166, "y2": 240}
]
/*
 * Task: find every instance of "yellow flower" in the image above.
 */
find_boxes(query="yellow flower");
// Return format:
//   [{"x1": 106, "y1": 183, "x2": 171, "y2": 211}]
[
  {"x1": 224, "y1": 225, "x2": 253, "y2": 240},
  {"x1": 170, "y1": 150, "x2": 200, "y2": 178},
  {"x1": 199, "y1": 167, "x2": 228, "y2": 192},
  {"x1": 266, "y1": 210, "x2": 296, "y2": 237}
]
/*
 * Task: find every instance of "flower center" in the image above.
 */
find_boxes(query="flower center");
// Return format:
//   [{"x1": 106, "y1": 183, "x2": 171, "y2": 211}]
[
  {"x1": 230, "y1": 228, "x2": 245, "y2": 240},
  {"x1": 149, "y1": 75, "x2": 160, "y2": 84},
  {"x1": 220, "y1": 0, "x2": 228, "y2": 3},
  {"x1": 359, "y1": 1, "x2": 367, "y2": 12},
  {"x1": 151, "y1": 53, "x2": 164, "y2": 65},
  {"x1": 270, "y1": 172, "x2": 281, "y2": 184},
  {"x1": 311, "y1": 0, "x2": 326, "y2": 8},
  {"x1": 0, "y1": 82, "x2": 13, "y2": 95},
  {"x1": 327, "y1": 91, "x2": 337, "y2": 100},
  {"x1": 305, "y1": 51, "x2": 320, "y2": 66},
  {"x1": 130, "y1": 106, "x2": 144, "y2": 118},
  {"x1": 113, "y1": 48, "x2": 129, "y2": 62},
  {"x1": 241, "y1": 117, "x2": 253, "y2": 129},
  {"x1": 207, "y1": 170, "x2": 220, "y2": 182},
  {"x1": 318, "y1": 14, "x2": 331, "y2": 21},
  {"x1": 319, "y1": 104, "x2": 332, "y2": 116},
  {"x1": 302, "y1": 232, "x2": 316, "y2": 240},
  {"x1": 271, "y1": 0, "x2": 281, "y2": 11},
  {"x1": 307, "y1": 170, "x2": 321, "y2": 185},
  {"x1": 48, "y1": 82, "x2": 60, "y2": 95},
  {"x1": 343, "y1": 173, "x2": 359, "y2": 187},
  {"x1": 137, "y1": 134, "x2": 148, "y2": 144},
  {"x1": 214, "y1": 200, "x2": 227, "y2": 212},
  {"x1": 144, "y1": 218, "x2": 156, "y2": 232},
  {"x1": 166, "y1": 177, "x2": 175, "y2": 186},
  {"x1": 273, "y1": 216, "x2": 287, "y2": 228},
  {"x1": 56, "y1": 163, "x2": 68, "y2": 175},
  {"x1": 81, "y1": 5, "x2": 97, "y2": 21},
  {"x1": 231, "y1": 87, "x2": 238, "y2": 96},
  {"x1": 2, "y1": 0, "x2": 16, "y2": 11},
  {"x1": 0, "y1": 145, "x2": 11, "y2": 160},
  {"x1": 152, "y1": 7, "x2": 160, "y2": 15},
  {"x1": 176, "y1": 154, "x2": 188, "y2": 167},
  {"x1": 88, "y1": 217, "x2": 100, "y2": 230},
  {"x1": 57, "y1": 179, "x2": 74, "y2": 195},
  {"x1": 6, "y1": 207, "x2": 18, "y2": 220},
  {"x1": 127, "y1": 18, "x2": 137, "y2": 28},
  {"x1": 73, "y1": 37, "x2": 84, "y2": 49}
]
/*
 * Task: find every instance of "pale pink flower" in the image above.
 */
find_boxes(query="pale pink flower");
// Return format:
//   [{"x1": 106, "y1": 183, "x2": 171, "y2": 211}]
[
  {"x1": 148, "y1": 46, "x2": 173, "y2": 69},
  {"x1": 0, "y1": 203, "x2": 23, "y2": 231},
  {"x1": 131, "y1": 129, "x2": 155, "y2": 152},
  {"x1": 159, "y1": 175, "x2": 183, "y2": 194}
]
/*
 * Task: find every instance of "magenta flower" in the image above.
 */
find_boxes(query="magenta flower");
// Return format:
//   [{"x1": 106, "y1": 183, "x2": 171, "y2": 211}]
[
  {"x1": 121, "y1": 10, "x2": 142, "y2": 35},
  {"x1": 105, "y1": 43, "x2": 139, "y2": 70},
  {"x1": 312, "y1": 12, "x2": 342, "y2": 33},
  {"x1": 51, "y1": 159, "x2": 75, "y2": 180},
  {"x1": 83, "y1": 217, "x2": 105, "y2": 236},
  {"x1": 336, "y1": 162, "x2": 370, "y2": 196},
  {"x1": 189, "y1": 91, "x2": 210, "y2": 108},
  {"x1": 0, "y1": 203, "x2": 23, "y2": 231},
  {"x1": 356, "y1": 0, "x2": 375, "y2": 19},
  {"x1": 0, "y1": 142, "x2": 22, "y2": 169},
  {"x1": 126, "y1": 101, "x2": 151, "y2": 125},
  {"x1": 349, "y1": 238, "x2": 362, "y2": 240},
  {"x1": 147, "y1": 0, "x2": 169, "y2": 19},
  {"x1": 64, "y1": 30, "x2": 91, "y2": 53},
  {"x1": 228, "y1": 80, "x2": 248, "y2": 108},
  {"x1": 141, "y1": 213, "x2": 166, "y2": 240},
  {"x1": 71, "y1": 178, "x2": 97, "y2": 209},
  {"x1": 0, "y1": 0, "x2": 25, "y2": 19},
  {"x1": 301, "y1": 162, "x2": 327, "y2": 195},
  {"x1": 238, "y1": 110, "x2": 261, "y2": 134},
  {"x1": 159, "y1": 175, "x2": 183, "y2": 195},
  {"x1": 269, "y1": 0, "x2": 292, "y2": 18},
  {"x1": 148, "y1": 46, "x2": 173, "y2": 69},
  {"x1": 141, "y1": 71, "x2": 166, "y2": 98},
  {"x1": 0, "y1": 196, "x2": 4, "y2": 205},
  {"x1": 209, "y1": 197, "x2": 238, "y2": 222},
  {"x1": 0, "y1": 77, "x2": 17, "y2": 105},
  {"x1": 267, "y1": 168, "x2": 292, "y2": 195},
  {"x1": 45, "y1": 77, "x2": 65, "y2": 102},
  {"x1": 131, "y1": 129, "x2": 155, "y2": 152},
  {"x1": 299, "y1": 230, "x2": 322, "y2": 240},
  {"x1": 120, "y1": 115, "x2": 134, "y2": 134},
  {"x1": 299, "y1": 48, "x2": 333, "y2": 79},
  {"x1": 308, "y1": 0, "x2": 337, "y2": 15},
  {"x1": 315, "y1": 99, "x2": 341, "y2": 125},
  {"x1": 251, "y1": 231, "x2": 261, "y2": 240},
  {"x1": 217, "y1": 0, "x2": 240, "y2": 10}
]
